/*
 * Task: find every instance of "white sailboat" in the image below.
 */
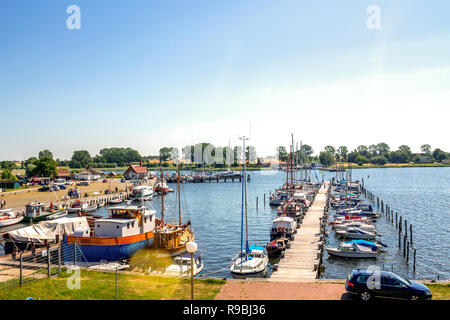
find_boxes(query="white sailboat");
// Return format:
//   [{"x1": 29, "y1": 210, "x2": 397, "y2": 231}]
[{"x1": 230, "y1": 136, "x2": 269, "y2": 279}]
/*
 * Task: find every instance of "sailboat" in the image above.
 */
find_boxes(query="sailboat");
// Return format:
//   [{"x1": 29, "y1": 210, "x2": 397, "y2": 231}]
[
  {"x1": 152, "y1": 165, "x2": 194, "y2": 256},
  {"x1": 230, "y1": 136, "x2": 269, "y2": 279}
]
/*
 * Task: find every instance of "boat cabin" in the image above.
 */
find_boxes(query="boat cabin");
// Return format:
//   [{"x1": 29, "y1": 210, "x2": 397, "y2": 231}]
[
  {"x1": 93, "y1": 206, "x2": 155, "y2": 238},
  {"x1": 25, "y1": 202, "x2": 45, "y2": 218}
]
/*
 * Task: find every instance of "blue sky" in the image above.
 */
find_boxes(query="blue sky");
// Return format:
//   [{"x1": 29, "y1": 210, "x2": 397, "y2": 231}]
[{"x1": 1, "y1": 0, "x2": 449, "y2": 160}]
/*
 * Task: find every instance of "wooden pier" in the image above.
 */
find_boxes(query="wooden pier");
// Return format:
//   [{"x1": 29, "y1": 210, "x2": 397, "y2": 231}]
[{"x1": 269, "y1": 181, "x2": 329, "y2": 281}]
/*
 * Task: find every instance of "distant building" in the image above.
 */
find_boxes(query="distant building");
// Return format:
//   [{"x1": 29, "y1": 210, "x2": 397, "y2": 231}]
[
  {"x1": 56, "y1": 168, "x2": 71, "y2": 179},
  {"x1": 419, "y1": 156, "x2": 433, "y2": 163},
  {"x1": 124, "y1": 165, "x2": 149, "y2": 180},
  {"x1": 443, "y1": 159, "x2": 450, "y2": 164},
  {"x1": 74, "y1": 167, "x2": 104, "y2": 181},
  {"x1": 0, "y1": 180, "x2": 21, "y2": 190}
]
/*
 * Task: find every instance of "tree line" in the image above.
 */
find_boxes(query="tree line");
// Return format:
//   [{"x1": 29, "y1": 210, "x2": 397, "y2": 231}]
[{"x1": 276, "y1": 143, "x2": 450, "y2": 166}]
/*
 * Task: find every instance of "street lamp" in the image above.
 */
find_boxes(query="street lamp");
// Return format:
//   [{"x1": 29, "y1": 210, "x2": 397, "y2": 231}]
[{"x1": 186, "y1": 241, "x2": 197, "y2": 300}]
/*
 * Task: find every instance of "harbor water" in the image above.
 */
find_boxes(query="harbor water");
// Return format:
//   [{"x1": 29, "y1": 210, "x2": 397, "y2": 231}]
[{"x1": 1, "y1": 167, "x2": 448, "y2": 280}]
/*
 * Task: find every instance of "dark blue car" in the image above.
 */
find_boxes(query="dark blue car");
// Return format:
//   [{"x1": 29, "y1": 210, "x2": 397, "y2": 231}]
[{"x1": 345, "y1": 269, "x2": 432, "y2": 301}]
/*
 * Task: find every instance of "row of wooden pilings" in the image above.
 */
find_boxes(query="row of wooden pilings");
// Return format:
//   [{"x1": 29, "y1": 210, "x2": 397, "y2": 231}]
[
  {"x1": 317, "y1": 181, "x2": 332, "y2": 278},
  {"x1": 359, "y1": 180, "x2": 417, "y2": 274}
]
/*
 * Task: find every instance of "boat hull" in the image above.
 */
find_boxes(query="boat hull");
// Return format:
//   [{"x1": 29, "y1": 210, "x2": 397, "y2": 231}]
[
  {"x1": 0, "y1": 216, "x2": 24, "y2": 227},
  {"x1": 23, "y1": 210, "x2": 64, "y2": 222},
  {"x1": 64, "y1": 233, "x2": 154, "y2": 262},
  {"x1": 326, "y1": 248, "x2": 378, "y2": 258},
  {"x1": 231, "y1": 266, "x2": 268, "y2": 279}
]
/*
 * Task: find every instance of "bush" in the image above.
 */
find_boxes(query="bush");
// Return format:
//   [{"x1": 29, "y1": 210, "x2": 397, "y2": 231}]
[
  {"x1": 370, "y1": 155, "x2": 388, "y2": 165},
  {"x1": 355, "y1": 154, "x2": 369, "y2": 164}
]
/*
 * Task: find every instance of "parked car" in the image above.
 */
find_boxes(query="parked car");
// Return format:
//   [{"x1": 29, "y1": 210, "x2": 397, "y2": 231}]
[
  {"x1": 345, "y1": 269, "x2": 432, "y2": 301},
  {"x1": 76, "y1": 181, "x2": 89, "y2": 186},
  {"x1": 120, "y1": 178, "x2": 126, "y2": 183},
  {"x1": 65, "y1": 180, "x2": 74, "y2": 185},
  {"x1": 57, "y1": 184, "x2": 67, "y2": 190},
  {"x1": 38, "y1": 186, "x2": 50, "y2": 192},
  {"x1": 103, "y1": 179, "x2": 109, "y2": 183},
  {"x1": 49, "y1": 185, "x2": 60, "y2": 191}
]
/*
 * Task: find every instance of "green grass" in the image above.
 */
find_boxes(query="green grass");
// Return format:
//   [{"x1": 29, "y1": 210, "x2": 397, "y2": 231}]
[
  {"x1": 427, "y1": 283, "x2": 450, "y2": 300},
  {"x1": 0, "y1": 270, "x2": 226, "y2": 300}
]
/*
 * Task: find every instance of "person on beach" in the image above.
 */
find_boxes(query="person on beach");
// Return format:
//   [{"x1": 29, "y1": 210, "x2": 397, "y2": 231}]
[{"x1": 0, "y1": 200, "x2": 3, "y2": 209}]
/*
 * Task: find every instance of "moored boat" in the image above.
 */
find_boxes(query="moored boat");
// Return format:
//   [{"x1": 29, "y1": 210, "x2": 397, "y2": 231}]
[
  {"x1": 326, "y1": 240, "x2": 380, "y2": 258},
  {"x1": 64, "y1": 205, "x2": 156, "y2": 262},
  {"x1": 0, "y1": 211, "x2": 24, "y2": 227},
  {"x1": 163, "y1": 253, "x2": 204, "y2": 277}
]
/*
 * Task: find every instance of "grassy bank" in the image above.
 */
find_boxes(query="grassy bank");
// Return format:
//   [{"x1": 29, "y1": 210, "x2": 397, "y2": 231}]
[
  {"x1": 0, "y1": 270, "x2": 225, "y2": 300},
  {"x1": 426, "y1": 283, "x2": 450, "y2": 300}
]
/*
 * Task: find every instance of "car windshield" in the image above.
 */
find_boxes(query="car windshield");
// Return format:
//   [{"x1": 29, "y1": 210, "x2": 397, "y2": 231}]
[{"x1": 395, "y1": 274, "x2": 410, "y2": 285}]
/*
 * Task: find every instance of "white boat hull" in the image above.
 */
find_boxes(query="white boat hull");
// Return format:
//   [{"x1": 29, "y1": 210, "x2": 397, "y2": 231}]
[
  {"x1": 326, "y1": 248, "x2": 378, "y2": 258},
  {"x1": 0, "y1": 216, "x2": 24, "y2": 227}
]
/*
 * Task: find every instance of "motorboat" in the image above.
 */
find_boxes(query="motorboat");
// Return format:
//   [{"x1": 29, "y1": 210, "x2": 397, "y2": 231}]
[
  {"x1": 23, "y1": 202, "x2": 66, "y2": 222},
  {"x1": 81, "y1": 205, "x2": 98, "y2": 213},
  {"x1": 109, "y1": 198, "x2": 123, "y2": 205},
  {"x1": 0, "y1": 211, "x2": 24, "y2": 227},
  {"x1": 270, "y1": 216, "x2": 297, "y2": 240},
  {"x1": 163, "y1": 254, "x2": 204, "y2": 277},
  {"x1": 266, "y1": 237, "x2": 290, "y2": 258},
  {"x1": 66, "y1": 201, "x2": 88, "y2": 213},
  {"x1": 129, "y1": 185, "x2": 154, "y2": 201},
  {"x1": 269, "y1": 193, "x2": 286, "y2": 207},
  {"x1": 335, "y1": 227, "x2": 377, "y2": 240},
  {"x1": 230, "y1": 244, "x2": 269, "y2": 279},
  {"x1": 326, "y1": 240, "x2": 380, "y2": 258},
  {"x1": 329, "y1": 215, "x2": 373, "y2": 226},
  {"x1": 333, "y1": 222, "x2": 376, "y2": 233}
]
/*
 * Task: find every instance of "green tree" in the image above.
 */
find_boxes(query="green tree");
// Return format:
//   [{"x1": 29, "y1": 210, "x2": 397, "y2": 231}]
[
  {"x1": 355, "y1": 154, "x2": 369, "y2": 165},
  {"x1": 29, "y1": 156, "x2": 58, "y2": 177},
  {"x1": 432, "y1": 148, "x2": 443, "y2": 160},
  {"x1": 370, "y1": 155, "x2": 388, "y2": 165},
  {"x1": 0, "y1": 168, "x2": 18, "y2": 181},
  {"x1": 38, "y1": 149, "x2": 53, "y2": 159},
  {"x1": 421, "y1": 144, "x2": 431, "y2": 155},
  {"x1": 356, "y1": 145, "x2": 369, "y2": 156},
  {"x1": 0, "y1": 161, "x2": 16, "y2": 170},
  {"x1": 337, "y1": 146, "x2": 348, "y2": 161},
  {"x1": 159, "y1": 147, "x2": 174, "y2": 161},
  {"x1": 276, "y1": 146, "x2": 288, "y2": 162},
  {"x1": 300, "y1": 144, "x2": 313, "y2": 161},
  {"x1": 319, "y1": 151, "x2": 335, "y2": 166},
  {"x1": 324, "y1": 145, "x2": 335, "y2": 155},
  {"x1": 71, "y1": 150, "x2": 92, "y2": 168},
  {"x1": 376, "y1": 142, "x2": 390, "y2": 156}
]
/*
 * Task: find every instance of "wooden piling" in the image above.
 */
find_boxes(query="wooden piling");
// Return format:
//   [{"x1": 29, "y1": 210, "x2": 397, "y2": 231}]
[
  {"x1": 413, "y1": 248, "x2": 417, "y2": 273},
  {"x1": 403, "y1": 235, "x2": 407, "y2": 258},
  {"x1": 410, "y1": 224, "x2": 413, "y2": 244},
  {"x1": 406, "y1": 241, "x2": 410, "y2": 263}
]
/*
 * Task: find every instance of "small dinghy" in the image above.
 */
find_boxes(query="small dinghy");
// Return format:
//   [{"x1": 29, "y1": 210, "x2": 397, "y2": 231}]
[
  {"x1": 163, "y1": 254, "x2": 204, "y2": 277},
  {"x1": 46, "y1": 210, "x2": 68, "y2": 220},
  {"x1": 326, "y1": 240, "x2": 381, "y2": 258},
  {"x1": 81, "y1": 205, "x2": 98, "y2": 213},
  {"x1": 109, "y1": 198, "x2": 123, "y2": 205}
]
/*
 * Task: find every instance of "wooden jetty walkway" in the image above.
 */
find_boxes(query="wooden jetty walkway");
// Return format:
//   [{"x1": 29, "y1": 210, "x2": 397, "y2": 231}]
[{"x1": 269, "y1": 181, "x2": 329, "y2": 281}]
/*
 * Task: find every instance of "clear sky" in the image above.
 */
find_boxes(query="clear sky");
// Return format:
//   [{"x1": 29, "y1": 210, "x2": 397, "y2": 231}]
[{"x1": 1, "y1": 0, "x2": 449, "y2": 160}]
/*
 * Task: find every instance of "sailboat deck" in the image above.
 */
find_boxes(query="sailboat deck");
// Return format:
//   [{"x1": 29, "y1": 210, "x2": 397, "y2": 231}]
[{"x1": 269, "y1": 182, "x2": 329, "y2": 282}]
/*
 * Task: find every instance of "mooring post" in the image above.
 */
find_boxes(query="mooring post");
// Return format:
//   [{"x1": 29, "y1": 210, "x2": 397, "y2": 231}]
[
  {"x1": 413, "y1": 248, "x2": 417, "y2": 274},
  {"x1": 410, "y1": 224, "x2": 413, "y2": 244},
  {"x1": 395, "y1": 212, "x2": 398, "y2": 228},
  {"x1": 256, "y1": 197, "x2": 258, "y2": 211},
  {"x1": 74, "y1": 240, "x2": 77, "y2": 267},
  {"x1": 406, "y1": 241, "x2": 410, "y2": 263},
  {"x1": 264, "y1": 193, "x2": 266, "y2": 204},
  {"x1": 20, "y1": 253, "x2": 23, "y2": 287},
  {"x1": 47, "y1": 244, "x2": 51, "y2": 278},
  {"x1": 58, "y1": 244, "x2": 62, "y2": 274},
  {"x1": 403, "y1": 235, "x2": 407, "y2": 258}
]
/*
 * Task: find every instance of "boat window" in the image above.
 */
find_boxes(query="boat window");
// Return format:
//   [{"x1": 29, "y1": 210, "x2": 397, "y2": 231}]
[
  {"x1": 132, "y1": 221, "x2": 135, "y2": 228},
  {"x1": 127, "y1": 223, "x2": 130, "y2": 229}
]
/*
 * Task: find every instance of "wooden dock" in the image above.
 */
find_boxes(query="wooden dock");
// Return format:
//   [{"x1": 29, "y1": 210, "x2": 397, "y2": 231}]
[{"x1": 269, "y1": 181, "x2": 329, "y2": 281}]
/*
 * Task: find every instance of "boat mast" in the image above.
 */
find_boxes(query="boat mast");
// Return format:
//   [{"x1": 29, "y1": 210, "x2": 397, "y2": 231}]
[
  {"x1": 177, "y1": 163, "x2": 182, "y2": 225},
  {"x1": 160, "y1": 162, "x2": 165, "y2": 224},
  {"x1": 240, "y1": 136, "x2": 249, "y2": 256}
]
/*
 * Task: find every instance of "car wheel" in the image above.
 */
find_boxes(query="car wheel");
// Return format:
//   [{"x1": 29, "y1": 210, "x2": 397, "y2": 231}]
[
  {"x1": 360, "y1": 291, "x2": 372, "y2": 301},
  {"x1": 409, "y1": 295, "x2": 420, "y2": 301}
]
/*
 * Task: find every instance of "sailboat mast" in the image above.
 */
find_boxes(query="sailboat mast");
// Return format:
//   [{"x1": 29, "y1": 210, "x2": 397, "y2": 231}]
[
  {"x1": 160, "y1": 167, "x2": 165, "y2": 224},
  {"x1": 243, "y1": 137, "x2": 249, "y2": 253},
  {"x1": 177, "y1": 164, "x2": 182, "y2": 225}
]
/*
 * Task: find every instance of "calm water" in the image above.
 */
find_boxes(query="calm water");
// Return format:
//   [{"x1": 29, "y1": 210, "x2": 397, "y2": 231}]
[
  {"x1": 2, "y1": 168, "x2": 448, "y2": 280},
  {"x1": 321, "y1": 167, "x2": 450, "y2": 281}
]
